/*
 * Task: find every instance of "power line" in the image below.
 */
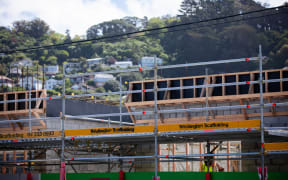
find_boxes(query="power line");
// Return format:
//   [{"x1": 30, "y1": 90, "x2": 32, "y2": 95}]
[{"x1": 1, "y1": 5, "x2": 287, "y2": 54}]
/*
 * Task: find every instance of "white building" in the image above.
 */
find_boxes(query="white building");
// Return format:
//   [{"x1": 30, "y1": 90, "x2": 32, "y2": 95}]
[
  {"x1": 44, "y1": 65, "x2": 59, "y2": 74},
  {"x1": 87, "y1": 58, "x2": 103, "y2": 68},
  {"x1": 65, "y1": 63, "x2": 81, "y2": 73},
  {"x1": 45, "y1": 78, "x2": 62, "y2": 90},
  {"x1": 12, "y1": 59, "x2": 33, "y2": 67},
  {"x1": 18, "y1": 77, "x2": 42, "y2": 90},
  {"x1": 9, "y1": 68, "x2": 22, "y2": 76},
  {"x1": 94, "y1": 74, "x2": 115, "y2": 87},
  {"x1": 111, "y1": 61, "x2": 133, "y2": 69},
  {"x1": 0, "y1": 76, "x2": 13, "y2": 88},
  {"x1": 140, "y1": 57, "x2": 163, "y2": 67}
]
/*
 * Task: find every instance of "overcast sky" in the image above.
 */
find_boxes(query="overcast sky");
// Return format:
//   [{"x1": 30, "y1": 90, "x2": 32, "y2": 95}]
[{"x1": 0, "y1": 0, "x2": 286, "y2": 37}]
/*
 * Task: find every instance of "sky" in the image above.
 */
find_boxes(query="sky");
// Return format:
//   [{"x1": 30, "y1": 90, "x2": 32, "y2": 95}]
[{"x1": 0, "y1": 0, "x2": 286, "y2": 37}]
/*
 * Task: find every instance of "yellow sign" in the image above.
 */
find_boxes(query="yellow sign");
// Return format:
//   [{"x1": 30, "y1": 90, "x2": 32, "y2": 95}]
[
  {"x1": 158, "y1": 120, "x2": 260, "y2": 132},
  {"x1": 65, "y1": 126, "x2": 154, "y2": 137},
  {"x1": 0, "y1": 131, "x2": 61, "y2": 140},
  {"x1": 264, "y1": 142, "x2": 288, "y2": 151},
  {"x1": 65, "y1": 120, "x2": 260, "y2": 137},
  {"x1": 0, "y1": 120, "x2": 260, "y2": 140}
]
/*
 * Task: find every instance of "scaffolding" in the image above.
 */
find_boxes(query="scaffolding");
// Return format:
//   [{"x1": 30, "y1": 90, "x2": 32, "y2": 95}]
[{"x1": 0, "y1": 46, "x2": 288, "y2": 179}]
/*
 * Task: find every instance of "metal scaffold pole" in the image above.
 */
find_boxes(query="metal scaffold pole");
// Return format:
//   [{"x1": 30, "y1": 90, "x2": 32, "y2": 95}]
[
  {"x1": 259, "y1": 45, "x2": 265, "y2": 180},
  {"x1": 60, "y1": 63, "x2": 66, "y2": 180},
  {"x1": 28, "y1": 67, "x2": 32, "y2": 132},
  {"x1": 153, "y1": 57, "x2": 159, "y2": 180},
  {"x1": 120, "y1": 76, "x2": 122, "y2": 127}
]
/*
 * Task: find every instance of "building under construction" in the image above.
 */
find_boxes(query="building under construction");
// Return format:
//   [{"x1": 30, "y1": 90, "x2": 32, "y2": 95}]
[{"x1": 0, "y1": 50, "x2": 288, "y2": 180}]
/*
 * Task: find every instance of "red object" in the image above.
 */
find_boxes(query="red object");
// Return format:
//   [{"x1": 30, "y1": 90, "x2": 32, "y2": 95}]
[
  {"x1": 12, "y1": 140, "x2": 18, "y2": 143},
  {"x1": 246, "y1": 81, "x2": 250, "y2": 85},
  {"x1": 247, "y1": 128, "x2": 251, "y2": 132},
  {"x1": 258, "y1": 167, "x2": 268, "y2": 180},
  {"x1": 128, "y1": 161, "x2": 132, "y2": 164},
  {"x1": 49, "y1": 97, "x2": 52, "y2": 100},
  {"x1": 205, "y1": 173, "x2": 211, "y2": 180},
  {"x1": 27, "y1": 172, "x2": 32, "y2": 180},
  {"x1": 71, "y1": 137, "x2": 75, "y2": 141},
  {"x1": 245, "y1": 58, "x2": 249, "y2": 61},
  {"x1": 119, "y1": 170, "x2": 125, "y2": 180},
  {"x1": 60, "y1": 162, "x2": 66, "y2": 180},
  {"x1": 272, "y1": 103, "x2": 276, "y2": 107},
  {"x1": 142, "y1": 89, "x2": 146, "y2": 93},
  {"x1": 71, "y1": 158, "x2": 74, "y2": 161},
  {"x1": 261, "y1": 144, "x2": 264, "y2": 148},
  {"x1": 142, "y1": 111, "x2": 146, "y2": 115},
  {"x1": 247, "y1": 104, "x2": 251, "y2": 108},
  {"x1": 165, "y1": 155, "x2": 169, "y2": 158},
  {"x1": 139, "y1": 67, "x2": 143, "y2": 71},
  {"x1": 54, "y1": 148, "x2": 57, "y2": 151}
]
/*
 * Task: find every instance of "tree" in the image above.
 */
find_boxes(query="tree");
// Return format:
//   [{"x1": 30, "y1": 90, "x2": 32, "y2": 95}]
[
  {"x1": 13, "y1": 18, "x2": 50, "y2": 39},
  {"x1": 87, "y1": 19, "x2": 137, "y2": 39},
  {"x1": 103, "y1": 80, "x2": 121, "y2": 92}
]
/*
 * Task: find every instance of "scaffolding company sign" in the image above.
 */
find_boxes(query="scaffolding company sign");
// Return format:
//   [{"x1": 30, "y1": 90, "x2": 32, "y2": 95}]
[
  {"x1": 0, "y1": 130, "x2": 61, "y2": 140},
  {"x1": 158, "y1": 120, "x2": 260, "y2": 132}
]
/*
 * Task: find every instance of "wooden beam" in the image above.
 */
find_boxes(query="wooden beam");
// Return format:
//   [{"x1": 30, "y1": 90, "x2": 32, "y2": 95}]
[
  {"x1": 222, "y1": 75, "x2": 225, "y2": 96},
  {"x1": 158, "y1": 105, "x2": 165, "y2": 124},
  {"x1": 35, "y1": 90, "x2": 44, "y2": 109},
  {"x1": 182, "y1": 103, "x2": 191, "y2": 122},
  {"x1": 135, "y1": 111, "x2": 288, "y2": 125},
  {"x1": 0, "y1": 109, "x2": 45, "y2": 116},
  {"x1": 7, "y1": 115, "x2": 16, "y2": 131},
  {"x1": 158, "y1": 145, "x2": 161, "y2": 172},
  {"x1": 268, "y1": 97, "x2": 276, "y2": 116},
  {"x1": 2, "y1": 151, "x2": 6, "y2": 174},
  {"x1": 280, "y1": 70, "x2": 283, "y2": 92},
  {"x1": 10, "y1": 114, "x2": 24, "y2": 130},
  {"x1": 227, "y1": 141, "x2": 230, "y2": 172},
  {"x1": 13, "y1": 151, "x2": 16, "y2": 174},
  {"x1": 200, "y1": 77, "x2": 208, "y2": 97},
  {"x1": 125, "y1": 91, "x2": 288, "y2": 107},
  {"x1": 200, "y1": 143, "x2": 203, "y2": 172},
  {"x1": 24, "y1": 150, "x2": 27, "y2": 174},
  {"x1": 163, "y1": 80, "x2": 171, "y2": 100},
  {"x1": 172, "y1": 144, "x2": 176, "y2": 172},
  {"x1": 127, "y1": 107, "x2": 136, "y2": 124},
  {"x1": 248, "y1": 73, "x2": 254, "y2": 94},
  {"x1": 32, "y1": 111, "x2": 46, "y2": 128},
  {"x1": 239, "y1": 100, "x2": 248, "y2": 120},
  {"x1": 186, "y1": 143, "x2": 190, "y2": 172}
]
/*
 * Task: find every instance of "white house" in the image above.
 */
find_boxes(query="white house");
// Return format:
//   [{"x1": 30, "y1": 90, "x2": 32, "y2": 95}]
[
  {"x1": 45, "y1": 78, "x2": 62, "y2": 90},
  {"x1": 44, "y1": 65, "x2": 59, "y2": 74},
  {"x1": 94, "y1": 74, "x2": 115, "y2": 87},
  {"x1": 0, "y1": 76, "x2": 13, "y2": 88},
  {"x1": 9, "y1": 68, "x2": 22, "y2": 76},
  {"x1": 140, "y1": 57, "x2": 163, "y2": 67},
  {"x1": 12, "y1": 59, "x2": 33, "y2": 67},
  {"x1": 65, "y1": 63, "x2": 81, "y2": 73},
  {"x1": 18, "y1": 77, "x2": 42, "y2": 90},
  {"x1": 87, "y1": 58, "x2": 103, "y2": 68},
  {"x1": 111, "y1": 61, "x2": 133, "y2": 69}
]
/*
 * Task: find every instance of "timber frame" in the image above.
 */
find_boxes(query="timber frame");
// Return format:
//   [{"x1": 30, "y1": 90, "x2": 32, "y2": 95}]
[
  {"x1": 0, "y1": 89, "x2": 47, "y2": 132},
  {"x1": 125, "y1": 69, "x2": 288, "y2": 124}
]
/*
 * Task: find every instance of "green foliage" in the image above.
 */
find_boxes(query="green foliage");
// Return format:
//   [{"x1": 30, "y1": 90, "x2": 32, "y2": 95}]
[
  {"x1": 0, "y1": 0, "x2": 288, "y2": 81},
  {"x1": 103, "y1": 80, "x2": 121, "y2": 92}
]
